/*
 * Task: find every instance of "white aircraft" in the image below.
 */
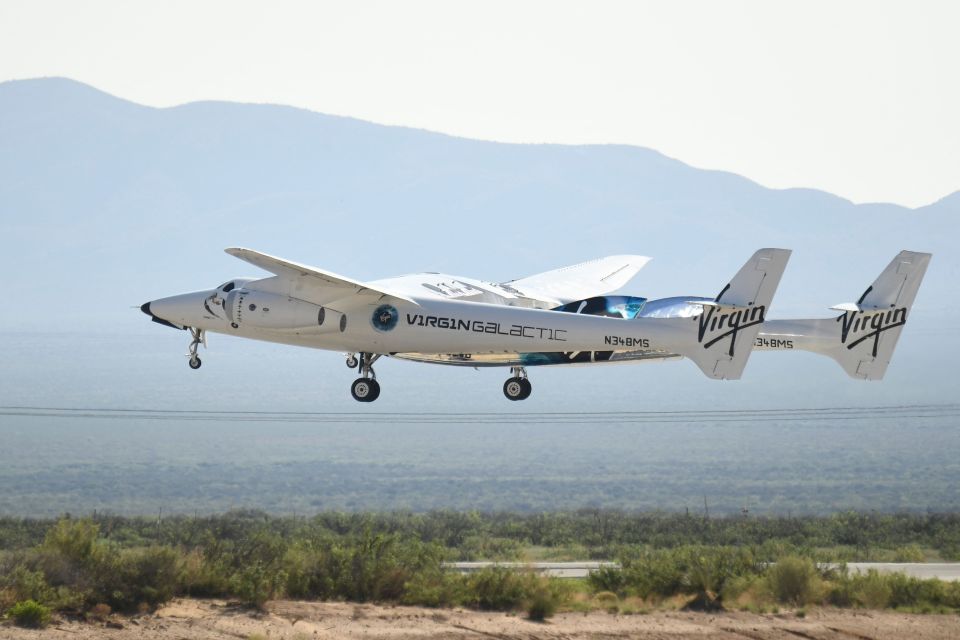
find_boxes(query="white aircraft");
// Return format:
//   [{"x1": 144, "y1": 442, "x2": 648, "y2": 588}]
[{"x1": 141, "y1": 248, "x2": 930, "y2": 402}]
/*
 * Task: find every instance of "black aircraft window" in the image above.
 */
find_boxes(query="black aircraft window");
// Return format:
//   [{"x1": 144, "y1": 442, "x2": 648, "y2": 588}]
[{"x1": 221, "y1": 282, "x2": 236, "y2": 292}]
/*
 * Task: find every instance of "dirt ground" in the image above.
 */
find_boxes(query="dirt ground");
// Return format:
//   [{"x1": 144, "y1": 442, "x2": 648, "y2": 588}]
[{"x1": 3, "y1": 598, "x2": 960, "y2": 639}]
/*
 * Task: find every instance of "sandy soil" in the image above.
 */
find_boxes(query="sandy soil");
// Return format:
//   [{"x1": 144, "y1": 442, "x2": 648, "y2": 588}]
[{"x1": 3, "y1": 598, "x2": 960, "y2": 639}]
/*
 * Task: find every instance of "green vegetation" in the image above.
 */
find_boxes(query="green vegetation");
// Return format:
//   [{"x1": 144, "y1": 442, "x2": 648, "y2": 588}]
[
  {"x1": 8, "y1": 599, "x2": 52, "y2": 628},
  {"x1": 3, "y1": 510, "x2": 960, "y2": 560},
  {"x1": 0, "y1": 510, "x2": 958, "y2": 621},
  {"x1": 764, "y1": 556, "x2": 822, "y2": 605}
]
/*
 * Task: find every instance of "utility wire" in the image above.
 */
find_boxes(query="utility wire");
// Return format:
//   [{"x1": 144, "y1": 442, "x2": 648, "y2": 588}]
[{"x1": 1, "y1": 404, "x2": 957, "y2": 425}]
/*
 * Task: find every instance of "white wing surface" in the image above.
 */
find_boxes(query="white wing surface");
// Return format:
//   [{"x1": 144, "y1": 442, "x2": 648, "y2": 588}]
[
  {"x1": 503, "y1": 255, "x2": 651, "y2": 304},
  {"x1": 225, "y1": 248, "x2": 418, "y2": 305}
]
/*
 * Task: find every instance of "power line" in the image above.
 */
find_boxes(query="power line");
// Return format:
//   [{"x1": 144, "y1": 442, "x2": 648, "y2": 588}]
[{"x1": 1, "y1": 403, "x2": 957, "y2": 425}]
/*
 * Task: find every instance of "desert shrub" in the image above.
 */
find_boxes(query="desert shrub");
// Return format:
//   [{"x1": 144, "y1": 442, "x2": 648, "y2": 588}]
[
  {"x1": 42, "y1": 519, "x2": 102, "y2": 566},
  {"x1": 882, "y1": 573, "x2": 960, "y2": 610},
  {"x1": 826, "y1": 571, "x2": 855, "y2": 607},
  {"x1": 765, "y1": 556, "x2": 821, "y2": 605},
  {"x1": 593, "y1": 590, "x2": 619, "y2": 606},
  {"x1": 851, "y1": 570, "x2": 893, "y2": 609},
  {"x1": 620, "y1": 549, "x2": 685, "y2": 599},
  {"x1": 402, "y1": 571, "x2": 467, "y2": 608},
  {"x1": 886, "y1": 572, "x2": 933, "y2": 608},
  {"x1": 1, "y1": 565, "x2": 55, "y2": 604},
  {"x1": 281, "y1": 535, "x2": 436, "y2": 603},
  {"x1": 946, "y1": 581, "x2": 960, "y2": 609},
  {"x1": 526, "y1": 585, "x2": 557, "y2": 621},
  {"x1": 893, "y1": 545, "x2": 925, "y2": 562},
  {"x1": 107, "y1": 546, "x2": 181, "y2": 610},
  {"x1": 720, "y1": 573, "x2": 764, "y2": 606},
  {"x1": 940, "y1": 545, "x2": 960, "y2": 561},
  {"x1": 322, "y1": 533, "x2": 443, "y2": 603},
  {"x1": 9, "y1": 599, "x2": 51, "y2": 628},
  {"x1": 681, "y1": 549, "x2": 752, "y2": 610},
  {"x1": 180, "y1": 549, "x2": 230, "y2": 597},
  {"x1": 587, "y1": 566, "x2": 626, "y2": 595},
  {"x1": 0, "y1": 587, "x2": 16, "y2": 614},
  {"x1": 621, "y1": 546, "x2": 757, "y2": 610},
  {"x1": 140, "y1": 547, "x2": 182, "y2": 599},
  {"x1": 231, "y1": 562, "x2": 287, "y2": 609},
  {"x1": 282, "y1": 544, "x2": 329, "y2": 599},
  {"x1": 466, "y1": 567, "x2": 532, "y2": 610}
]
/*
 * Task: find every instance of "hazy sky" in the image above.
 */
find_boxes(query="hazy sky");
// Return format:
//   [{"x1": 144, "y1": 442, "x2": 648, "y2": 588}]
[{"x1": 2, "y1": 0, "x2": 957, "y2": 208}]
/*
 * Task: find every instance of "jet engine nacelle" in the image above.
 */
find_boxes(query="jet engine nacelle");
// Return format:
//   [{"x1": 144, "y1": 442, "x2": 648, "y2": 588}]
[{"x1": 227, "y1": 290, "x2": 344, "y2": 333}]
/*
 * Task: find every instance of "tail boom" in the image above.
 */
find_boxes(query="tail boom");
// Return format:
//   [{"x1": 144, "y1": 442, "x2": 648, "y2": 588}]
[{"x1": 755, "y1": 250, "x2": 930, "y2": 380}]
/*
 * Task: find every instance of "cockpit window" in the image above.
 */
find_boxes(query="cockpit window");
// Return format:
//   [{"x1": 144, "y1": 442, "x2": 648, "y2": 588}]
[{"x1": 220, "y1": 282, "x2": 236, "y2": 292}]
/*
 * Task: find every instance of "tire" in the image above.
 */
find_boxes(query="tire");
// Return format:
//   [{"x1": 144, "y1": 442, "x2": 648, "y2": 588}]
[
  {"x1": 503, "y1": 377, "x2": 524, "y2": 401},
  {"x1": 189, "y1": 357, "x2": 202, "y2": 370},
  {"x1": 351, "y1": 378, "x2": 380, "y2": 402}
]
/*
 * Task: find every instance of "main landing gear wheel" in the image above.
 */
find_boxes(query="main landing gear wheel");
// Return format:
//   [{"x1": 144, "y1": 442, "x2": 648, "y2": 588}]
[
  {"x1": 345, "y1": 354, "x2": 359, "y2": 369},
  {"x1": 188, "y1": 356, "x2": 202, "y2": 370},
  {"x1": 503, "y1": 378, "x2": 524, "y2": 401},
  {"x1": 503, "y1": 367, "x2": 532, "y2": 401},
  {"x1": 350, "y1": 352, "x2": 382, "y2": 402},
  {"x1": 351, "y1": 377, "x2": 381, "y2": 402}
]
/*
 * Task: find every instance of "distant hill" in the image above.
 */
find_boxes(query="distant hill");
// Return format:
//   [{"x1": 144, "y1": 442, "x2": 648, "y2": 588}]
[{"x1": 1, "y1": 76, "x2": 955, "y2": 332}]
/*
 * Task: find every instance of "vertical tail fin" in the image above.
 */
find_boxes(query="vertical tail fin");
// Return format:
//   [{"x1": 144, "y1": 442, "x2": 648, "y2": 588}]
[
  {"x1": 826, "y1": 250, "x2": 932, "y2": 379},
  {"x1": 683, "y1": 248, "x2": 792, "y2": 379}
]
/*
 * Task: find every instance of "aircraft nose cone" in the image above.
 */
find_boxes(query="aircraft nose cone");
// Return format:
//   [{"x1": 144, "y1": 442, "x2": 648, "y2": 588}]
[{"x1": 139, "y1": 299, "x2": 185, "y2": 330}]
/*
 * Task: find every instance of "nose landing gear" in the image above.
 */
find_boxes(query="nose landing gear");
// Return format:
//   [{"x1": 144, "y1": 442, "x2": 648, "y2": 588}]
[
  {"x1": 187, "y1": 327, "x2": 206, "y2": 369},
  {"x1": 350, "y1": 352, "x2": 381, "y2": 402},
  {"x1": 503, "y1": 366, "x2": 532, "y2": 401}
]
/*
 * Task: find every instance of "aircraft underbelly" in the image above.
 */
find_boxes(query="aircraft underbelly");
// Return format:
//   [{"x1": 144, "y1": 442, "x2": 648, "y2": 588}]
[{"x1": 392, "y1": 350, "x2": 682, "y2": 367}]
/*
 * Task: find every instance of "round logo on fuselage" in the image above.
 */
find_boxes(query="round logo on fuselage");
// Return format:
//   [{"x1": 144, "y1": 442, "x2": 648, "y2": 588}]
[{"x1": 371, "y1": 304, "x2": 399, "y2": 332}]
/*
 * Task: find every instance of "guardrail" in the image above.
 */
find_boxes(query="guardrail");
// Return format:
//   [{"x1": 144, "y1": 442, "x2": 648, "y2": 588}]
[
  {"x1": 444, "y1": 562, "x2": 618, "y2": 578},
  {"x1": 444, "y1": 561, "x2": 960, "y2": 581}
]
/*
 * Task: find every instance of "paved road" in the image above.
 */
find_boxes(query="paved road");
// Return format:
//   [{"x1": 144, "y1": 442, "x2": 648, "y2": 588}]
[
  {"x1": 844, "y1": 563, "x2": 960, "y2": 581},
  {"x1": 446, "y1": 561, "x2": 960, "y2": 581},
  {"x1": 446, "y1": 562, "x2": 616, "y2": 578}
]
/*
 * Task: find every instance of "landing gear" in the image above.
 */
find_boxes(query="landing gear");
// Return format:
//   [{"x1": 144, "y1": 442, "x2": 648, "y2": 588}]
[
  {"x1": 350, "y1": 352, "x2": 382, "y2": 402},
  {"x1": 503, "y1": 367, "x2": 532, "y2": 401},
  {"x1": 345, "y1": 353, "x2": 359, "y2": 369},
  {"x1": 187, "y1": 327, "x2": 205, "y2": 370}
]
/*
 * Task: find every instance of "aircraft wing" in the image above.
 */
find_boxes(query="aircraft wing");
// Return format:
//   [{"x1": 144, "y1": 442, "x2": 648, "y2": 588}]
[
  {"x1": 503, "y1": 255, "x2": 651, "y2": 304},
  {"x1": 224, "y1": 248, "x2": 419, "y2": 305}
]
